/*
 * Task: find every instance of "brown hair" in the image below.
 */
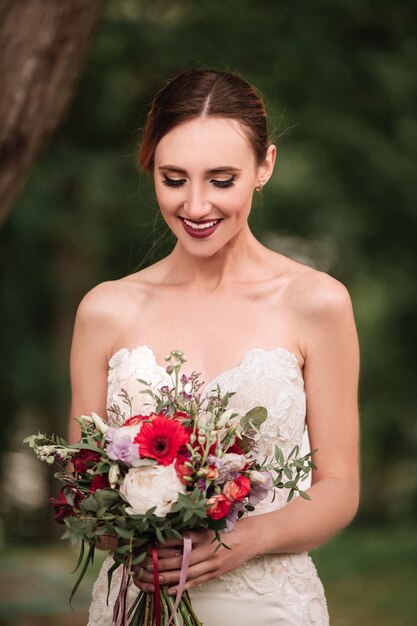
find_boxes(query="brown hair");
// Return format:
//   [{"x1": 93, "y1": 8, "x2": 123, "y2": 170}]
[{"x1": 137, "y1": 69, "x2": 270, "y2": 173}]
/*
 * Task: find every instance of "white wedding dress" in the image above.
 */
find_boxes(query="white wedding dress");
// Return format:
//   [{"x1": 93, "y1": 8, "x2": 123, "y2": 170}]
[{"x1": 87, "y1": 344, "x2": 329, "y2": 625}]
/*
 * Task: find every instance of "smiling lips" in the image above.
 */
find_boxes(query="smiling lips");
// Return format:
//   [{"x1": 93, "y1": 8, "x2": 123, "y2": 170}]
[{"x1": 179, "y1": 216, "x2": 222, "y2": 238}]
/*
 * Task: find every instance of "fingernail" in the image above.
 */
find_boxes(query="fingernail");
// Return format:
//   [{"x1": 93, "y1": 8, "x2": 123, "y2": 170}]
[
  {"x1": 168, "y1": 588, "x2": 176, "y2": 595},
  {"x1": 146, "y1": 564, "x2": 153, "y2": 571},
  {"x1": 174, "y1": 551, "x2": 182, "y2": 556},
  {"x1": 158, "y1": 575, "x2": 165, "y2": 583}
]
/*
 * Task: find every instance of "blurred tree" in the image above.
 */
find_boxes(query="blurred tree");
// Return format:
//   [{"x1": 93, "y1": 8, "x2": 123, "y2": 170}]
[{"x1": 0, "y1": 0, "x2": 106, "y2": 224}]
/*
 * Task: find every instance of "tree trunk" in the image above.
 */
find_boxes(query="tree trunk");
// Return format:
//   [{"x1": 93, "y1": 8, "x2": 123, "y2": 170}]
[{"x1": 0, "y1": 0, "x2": 106, "y2": 225}]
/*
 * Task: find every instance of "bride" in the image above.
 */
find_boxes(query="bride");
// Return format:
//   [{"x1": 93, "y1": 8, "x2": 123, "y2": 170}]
[{"x1": 69, "y1": 69, "x2": 360, "y2": 625}]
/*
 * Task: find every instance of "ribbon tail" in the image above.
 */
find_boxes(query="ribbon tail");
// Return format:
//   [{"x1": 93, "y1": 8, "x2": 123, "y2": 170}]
[
  {"x1": 112, "y1": 562, "x2": 128, "y2": 626},
  {"x1": 166, "y1": 531, "x2": 192, "y2": 626},
  {"x1": 152, "y1": 544, "x2": 161, "y2": 626}
]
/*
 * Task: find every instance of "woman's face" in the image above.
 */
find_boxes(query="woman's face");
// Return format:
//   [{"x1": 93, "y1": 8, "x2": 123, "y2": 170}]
[{"x1": 153, "y1": 116, "x2": 274, "y2": 256}]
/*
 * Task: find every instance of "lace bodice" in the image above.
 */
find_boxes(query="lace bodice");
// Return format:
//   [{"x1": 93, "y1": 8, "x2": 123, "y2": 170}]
[{"x1": 87, "y1": 344, "x2": 329, "y2": 625}]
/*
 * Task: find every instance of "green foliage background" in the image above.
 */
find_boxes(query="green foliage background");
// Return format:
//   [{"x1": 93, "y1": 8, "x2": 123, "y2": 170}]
[{"x1": 1, "y1": 0, "x2": 416, "y2": 544}]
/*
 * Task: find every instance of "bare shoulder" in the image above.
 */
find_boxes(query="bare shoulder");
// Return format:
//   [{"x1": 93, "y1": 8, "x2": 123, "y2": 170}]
[
  {"x1": 76, "y1": 275, "x2": 150, "y2": 321},
  {"x1": 284, "y1": 262, "x2": 358, "y2": 362},
  {"x1": 282, "y1": 258, "x2": 353, "y2": 319}
]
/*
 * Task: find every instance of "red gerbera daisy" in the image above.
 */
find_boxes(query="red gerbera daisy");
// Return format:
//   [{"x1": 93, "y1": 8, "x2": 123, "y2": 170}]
[{"x1": 134, "y1": 415, "x2": 189, "y2": 466}]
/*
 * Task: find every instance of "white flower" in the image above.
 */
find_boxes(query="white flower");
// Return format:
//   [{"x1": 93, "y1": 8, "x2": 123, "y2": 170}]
[
  {"x1": 91, "y1": 412, "x2": 110, "y2": 434},
  {"x1": 109, "y1": 463, "x2": 121, "y2": 488},
  {"x1": 119, "y1": 465, "x2": 184, "y2": 518},
  {"x1": 248, "y1": 470, "x2": 270, "y2": 486},
  {"x1": 106, "y1": 423, "x2": 141, "y2": 443},
  {"x1": 79, "y1": 412, "x2": 109, "y2": 434},
  {"x1": 216, "y1": 408, "x2": 240, "y2": 429}
]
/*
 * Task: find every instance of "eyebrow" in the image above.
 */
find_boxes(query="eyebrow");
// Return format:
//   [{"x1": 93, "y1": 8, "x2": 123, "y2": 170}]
[{"x1": 158, "y1": 165, "x2": 241, "y2": 175}]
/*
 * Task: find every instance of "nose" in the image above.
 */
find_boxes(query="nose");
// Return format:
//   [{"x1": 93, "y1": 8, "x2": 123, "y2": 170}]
[{"x1": 183, "y1": 183, "x2": 213, "y2": 220}]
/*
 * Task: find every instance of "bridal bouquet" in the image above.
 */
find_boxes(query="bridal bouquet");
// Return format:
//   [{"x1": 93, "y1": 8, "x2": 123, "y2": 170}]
[{"x1": 24, "y1": 350, "x2": 316, "y2": 626}]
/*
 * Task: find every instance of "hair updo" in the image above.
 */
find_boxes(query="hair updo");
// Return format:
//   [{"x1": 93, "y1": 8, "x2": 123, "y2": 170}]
[{"x1": 137, "y1": 69, "x2": 271, "y2": 173}]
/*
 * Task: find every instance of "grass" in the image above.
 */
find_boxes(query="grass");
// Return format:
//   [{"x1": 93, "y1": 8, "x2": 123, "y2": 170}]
[
  {"x1": 0, "y1": 525, "x2": 416, "y2": 625},
  {"x1": 312, "y1": 525, "x2": 417, "y2": 625}
]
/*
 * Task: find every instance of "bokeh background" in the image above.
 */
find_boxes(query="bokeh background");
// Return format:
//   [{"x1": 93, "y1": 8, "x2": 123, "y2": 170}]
[{"x1": 0, "y1": 1, "x2": 416, "y2": 624}]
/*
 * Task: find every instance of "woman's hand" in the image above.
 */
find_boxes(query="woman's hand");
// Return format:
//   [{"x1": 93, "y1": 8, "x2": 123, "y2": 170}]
[
  {"x1": 132, "y1": 517, "x2": 261, "y2": 594},
  {"x1": 96, "y1": 534, "x2": 118, "y2": 551}
]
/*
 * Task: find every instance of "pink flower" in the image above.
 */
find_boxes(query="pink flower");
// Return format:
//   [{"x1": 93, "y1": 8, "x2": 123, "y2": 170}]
[
  {"x1": 206, "y1": 494, "x2": 232, "y2": 520},
  {"x1": 223, "y1": 475, "x2": 251, "y2": 502}
]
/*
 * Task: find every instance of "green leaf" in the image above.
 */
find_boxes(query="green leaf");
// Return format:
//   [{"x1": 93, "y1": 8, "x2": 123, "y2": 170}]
[
  {"x1": 240, "y1": 406, "x2": 267, "y2": 429},
  {"x1": 288, "y1": 445, "x2": 300, "y2": 459},
  {"x1": 298, "y1": 490, "x2": 311, "y2": 500},
  {"x1": 70, "y1": 540, "x2": 85, "y2": 574},
  {"x1": 131, "y1": 552, "x2": 147, "y2": 566},
  {"x1": 283, "y1": 466, "x2": 293, "y2": 480},
  {"x1": 275, "y1": 445, "x2": 285, "y2": 464},
  {"x1": 69, "y1": 542, "x2": 95, "y2": 608},
  {"x1": 136, "y1": 378, "x2": 151, "y2": 386},
  {"x1": 106, "y1": 560, "x2": 121, "y2": 607},
  {"x1": 115, "y1": 527, "x2": 133, "y2": 539}
]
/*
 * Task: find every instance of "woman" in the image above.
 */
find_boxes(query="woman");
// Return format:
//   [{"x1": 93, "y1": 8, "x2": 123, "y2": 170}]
[{"x1": 69, "y1": 69, "x2": 360, "y2": 625}]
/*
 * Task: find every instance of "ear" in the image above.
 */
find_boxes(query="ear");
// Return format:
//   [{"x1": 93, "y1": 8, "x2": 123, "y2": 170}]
[{"x1": 256, "y1": 144, "x2": 277, "y2": 188}]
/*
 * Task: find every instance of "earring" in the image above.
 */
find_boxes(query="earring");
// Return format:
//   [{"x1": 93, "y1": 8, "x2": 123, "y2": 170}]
[{"x1": 255, "y1": 181, "x2": 264, "y2": 192}]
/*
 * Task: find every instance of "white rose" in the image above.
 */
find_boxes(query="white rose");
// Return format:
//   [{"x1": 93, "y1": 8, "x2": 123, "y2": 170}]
[{"x1": 119, "y1": 464, "x2": 184, "y2": 518}]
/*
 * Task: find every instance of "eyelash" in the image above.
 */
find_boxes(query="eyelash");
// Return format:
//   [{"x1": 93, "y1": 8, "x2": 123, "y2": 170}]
[{"x1": 162, "y1": 175, "x2": 236, "y2": 188}]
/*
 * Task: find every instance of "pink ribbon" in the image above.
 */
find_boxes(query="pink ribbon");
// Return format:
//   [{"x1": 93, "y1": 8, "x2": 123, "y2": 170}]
[{"x1": 166, "y1": 531, "x2": 192, "y2": 626}]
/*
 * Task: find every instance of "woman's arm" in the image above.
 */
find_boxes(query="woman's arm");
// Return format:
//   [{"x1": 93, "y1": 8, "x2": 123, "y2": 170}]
[
  {"x1": 133, "y1": 273, "x2": 360, "y2": 592},
  {"x1": 251, "y1": 273, "x2": 360, "y2": 555},
  {"x1": 68, "y1": 282, "x2": 119, "y2": 551}
]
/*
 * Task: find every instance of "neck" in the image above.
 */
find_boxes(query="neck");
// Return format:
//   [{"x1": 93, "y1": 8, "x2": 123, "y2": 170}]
[{"x1": 163, "y1": 222, "x2": 268, "y2": 292}]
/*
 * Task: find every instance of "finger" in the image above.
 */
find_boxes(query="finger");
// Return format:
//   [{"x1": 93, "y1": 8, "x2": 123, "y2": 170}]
[
  {"x1": 132, "y1": 569, "x2": 166, "y2": 586},
  {"x1": 141, "y1": 548, "x2": 182, "y2": 570},
  {"x1": 147, "y1": 554, "x2": 183, "y2": 573},
  {"x1": 166, "y1": 562, "x2": 218, "y2": 595},
  {"x1": 132, "y1": 565, "x2": 163, "y2": 585}
]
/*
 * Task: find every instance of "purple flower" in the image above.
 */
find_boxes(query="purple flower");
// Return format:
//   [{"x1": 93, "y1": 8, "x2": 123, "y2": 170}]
[
  {"x1": 54, "y1": 452, "x2": 66, "y2": 466},
  {"x1": 107, "y1": 435, "x2": 140, "y2": 467},
  {"x1": 248, "y1": 471, "x2": 274, "y2": 505},
  {"x1": 225, "y1": 501, "x2": 245, "y2": 532}
]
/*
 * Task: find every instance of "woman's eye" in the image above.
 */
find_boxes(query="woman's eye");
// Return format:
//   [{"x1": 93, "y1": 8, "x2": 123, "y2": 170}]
[
  {"x1": 212, "y1": 175, "x2": 236, "y2": 188},
  {"x1": 162, "y1": 175, "x2": 186, "y2": 187}
]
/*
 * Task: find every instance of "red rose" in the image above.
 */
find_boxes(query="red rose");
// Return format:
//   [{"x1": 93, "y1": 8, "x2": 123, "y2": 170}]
[
  {"x1": 50, "y1": 487, "x2": 84, "y2": 524},
  {"x1": 226, "y1": 441, "x2": 245, "y2": 455},
  {"x1": 206, "y1": 494, "x2": 232, "y2": 520},
  {"x1": 174, "y1": 411, "x2": 191, "y2": 421},
  {"x1": 90, "y1": 473, "x2": 110, "y2": 492},
  {"x1": 174, "y1": 455, "x2": 194, "y2": 484},
  {"x1": 124, "y1": 413, "x2": 156, "y2": 426},
  {"x1": 73, "y1": 449, "x2": 101, "y2": 474},
  {"x1": 223, "y1": 475, "x2": 251, "y2": 502}
]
